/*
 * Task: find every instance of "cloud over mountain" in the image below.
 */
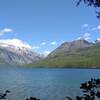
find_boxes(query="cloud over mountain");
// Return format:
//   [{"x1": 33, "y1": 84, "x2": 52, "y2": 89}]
[
  {"x1": 0, "y1": 38, "x2": 32, "y2": 49},
  {"x1": 43, "y1": 50, "x2": 50, "y2": 56},
  {"x1": 50, "y1": 41, "x2": 57, "y2": 45}
]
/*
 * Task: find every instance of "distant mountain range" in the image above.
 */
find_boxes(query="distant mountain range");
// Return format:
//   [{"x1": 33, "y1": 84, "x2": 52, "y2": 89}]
[
  {"x1": 28, "y1": 39, "x2": 100, "y2": 68},
  {"x1": 0, "y1": 43, "x2": 42, "y2": 66},
  {"x1": 0, "y1": 39, "x2": 100, "y2": 68}
]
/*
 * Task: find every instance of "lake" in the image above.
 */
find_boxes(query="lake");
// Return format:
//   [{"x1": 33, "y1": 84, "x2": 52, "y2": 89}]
[{"x1": 0, "y1": 67, "x2": 100, "y2": 100}]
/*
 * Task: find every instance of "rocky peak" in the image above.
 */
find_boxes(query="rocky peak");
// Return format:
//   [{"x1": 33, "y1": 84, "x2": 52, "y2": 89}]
[
  {"x1": 48, "y1": 39, "x2": 94, "y2": 58},
  {"x1": 56, "y1": 39, "x2": 93, "y2": 52}
]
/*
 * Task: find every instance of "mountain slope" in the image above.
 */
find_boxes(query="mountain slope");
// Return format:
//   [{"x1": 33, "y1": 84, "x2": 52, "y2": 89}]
[
  {"x1": 28, "y1": 40, "x2": 100, "y2": 68},
  {"x1": 48, "y1": 39, "x2": 93, "y2": 58},
  {"x1": 0, "y1": 43, "x2": 42, "y2": 66}
]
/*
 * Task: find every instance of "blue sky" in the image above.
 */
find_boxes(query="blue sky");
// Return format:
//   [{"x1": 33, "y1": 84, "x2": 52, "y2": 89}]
[{"x1": 0, "y1": 0, "x2": 100, "y2": 55}]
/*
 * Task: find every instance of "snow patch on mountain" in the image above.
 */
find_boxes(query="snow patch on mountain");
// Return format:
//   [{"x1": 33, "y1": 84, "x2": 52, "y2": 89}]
[
  {"x1": 0, "y1": 39, "x2": 42, "y2": 65},
  {"x1": 0, "y1": 39, "x2": 32, "y2": 49}
]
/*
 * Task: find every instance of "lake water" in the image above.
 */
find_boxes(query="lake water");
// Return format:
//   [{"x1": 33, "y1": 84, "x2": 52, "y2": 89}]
[{"x1": 0, "y1": 68, "x2": 100, "y2": 100}]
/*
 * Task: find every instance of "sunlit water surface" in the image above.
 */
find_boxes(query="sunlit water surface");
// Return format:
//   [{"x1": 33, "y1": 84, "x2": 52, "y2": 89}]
[{"x1": 0, "y1": 67, "x2": 100, "y2": 100}]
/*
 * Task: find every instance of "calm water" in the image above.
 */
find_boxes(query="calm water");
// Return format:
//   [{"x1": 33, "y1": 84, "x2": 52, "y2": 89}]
[{"x1": 0, "y1": 67, "x2": 100, "y2": 100}]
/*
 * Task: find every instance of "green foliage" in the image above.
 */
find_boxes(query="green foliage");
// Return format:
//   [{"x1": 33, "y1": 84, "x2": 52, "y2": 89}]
[
  {"x1": 66, "y1": 78, "x2": 100, "y2": 100},
  {"x1": 26, "y1": 97, "x2": 40, "y2": 100},
  {"x1": 76, "y1": 0, "x2": 100, "y2": 7},
  {"x1": 76, "y1": 0, "x2": 100, "y2": 18},
  {"x1": 27, "y1": 46, "x2": 100, "y2": 68},
  {"x1": 0, "y1": 90, "x2": 11, "y2": 99}
]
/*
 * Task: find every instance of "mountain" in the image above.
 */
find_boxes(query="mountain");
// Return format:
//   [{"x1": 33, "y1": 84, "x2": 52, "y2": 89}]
[
  {"x1": 48, "y1": 39, "x2": 93, "y2": 58},
  {"x1": 28, "y1": 39, "x2": 100, "y2": 68},
  {"x1": 0, "y1": 43, "x2": 42, "y2": 66}
]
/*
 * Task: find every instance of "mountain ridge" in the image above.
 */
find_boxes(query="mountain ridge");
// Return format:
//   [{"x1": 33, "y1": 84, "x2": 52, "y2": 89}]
[
  {"x1": 0, "y1": 43, "x2": 42, "y2": 66},
  {"x1": 27, "y1": 39, "x2": 100, "y2": 68},
  {"x1": 47, "y1": 39, "x2": 94, "y2": 58}
]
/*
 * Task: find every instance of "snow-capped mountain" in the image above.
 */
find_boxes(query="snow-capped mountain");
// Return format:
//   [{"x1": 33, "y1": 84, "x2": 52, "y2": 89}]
[
  {"x1": 95, "y1": 38, "x2": 100, "y2": 43},
  {"x1": 0, "y1": 39, "x2": 42, "y2": 65}
]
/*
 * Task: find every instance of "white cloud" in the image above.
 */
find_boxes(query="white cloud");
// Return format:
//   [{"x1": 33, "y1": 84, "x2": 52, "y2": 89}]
[
  {"x1": 82, "y1": 24, "x2": 89, "y2": 28},
  {"x1": 77, "y1": 33, "x2": 91, "y2": 41},
  {"x1": 0, "y1": 38, "x2": 32, "y2": 49},
  {"x1": 96, "y1": 38, "x2": 100, "y2": 42},
  {"x1": 84, "y1": 33, "x2": 90, "y2": 37},
  {"x1": 0, "y1": 38, "x2": 41, "y2": 50},
  {"x1": 40, "y1": 42, "x2": 46, "y2": 46},
  {"x1": 77, "y1": 37, "x2": 83, "y2": 40},
  {"x1": 0, "y1": 28, "x2": 13, "y2": 36},
  {"x1": 50, "y1": 41, "x2": 57, "y2": 45},
  {"x1": 97, "y1": 25, "x2": 100, "y2": 29},
  {"x1": 91, "y1": 25, "x2": 100, "y2": 31},
  {"x1": 83, "y1": 33, "x2": 91, "y2": 40},
  {"x1": 43, "y1": 51, "x2": 50, "y2": 56}
]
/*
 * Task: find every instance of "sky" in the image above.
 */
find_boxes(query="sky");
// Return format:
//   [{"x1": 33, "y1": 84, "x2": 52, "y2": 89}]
[{"x1": 0, "y1": 0, "x2": 100, "y2": 55}]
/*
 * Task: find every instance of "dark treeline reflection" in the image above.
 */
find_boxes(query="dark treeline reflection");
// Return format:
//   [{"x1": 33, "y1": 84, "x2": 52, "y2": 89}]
[{"x1": 1, "y1": 78, "x2": 100, "y2": 100}]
